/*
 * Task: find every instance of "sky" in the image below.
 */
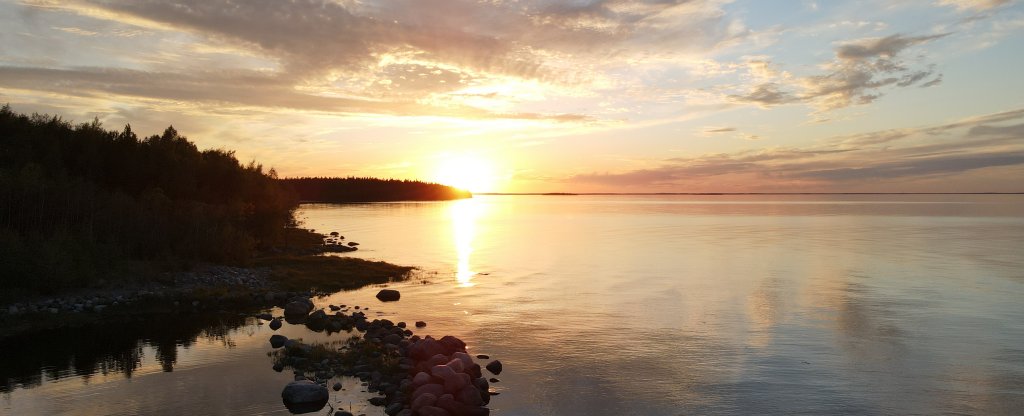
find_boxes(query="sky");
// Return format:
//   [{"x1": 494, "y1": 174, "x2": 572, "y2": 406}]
[{"x1": 1, "y1": 0, "x2": 1022, "y2": 193}]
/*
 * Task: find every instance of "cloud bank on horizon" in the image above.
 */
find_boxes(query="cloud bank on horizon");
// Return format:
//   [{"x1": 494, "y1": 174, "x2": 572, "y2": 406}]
[{"x1": 0, "y1": 0, "x2": 1022, "y2": 192}]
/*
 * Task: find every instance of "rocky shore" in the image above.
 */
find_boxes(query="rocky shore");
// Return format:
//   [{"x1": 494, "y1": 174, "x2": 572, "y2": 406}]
[
  {"x1": 270, "y1": 292, "x2": 501, "y2": 416},
  {"x1": 1, "y1": 265, "x2": 273, "y2": 318}
]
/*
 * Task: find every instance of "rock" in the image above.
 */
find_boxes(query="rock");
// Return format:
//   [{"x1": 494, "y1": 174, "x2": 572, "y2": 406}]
[
  {"x1": 412, "y1": 392, "x2": 438, "y2": 410},
  {"x1": 334, "y1": 411, "x2": 354, "y2": 416},
  {"x1": 489, "y1": 378, "x2": 499, "y2": 383},
  {"x1": 281, "y1": 380, "x2": 329, "y2": 413},
  {"x1": 269, "y1": 318, "x2": 282, "y2": 330},
  {"x1": 329, "y1": 305, "x2": 341, "y2": 311},
  {"x1": 385, "y1": 402, "x2": 404, "y2": 416},
  {"x1": 476, "y1": 354, "x2": 489, "y2": 360},
  {"x1": 257, "y1": 313, "x2": 273, "y2": 321},
  {"x1": 452, "y1": 352, "x2": 474, "y2": 369},
  {"x1": 439, "y1": 336, "x2": 467, "y2": 354},
  {"x1": 456, "y1": 385, "x2": 484, "y2": 406},
  {"x1": 485, "y1": 360, "x2": 502, "y2": 375},
  {"x1": 444, "y1": 373, "x2": 471, "y2": 394},
  {"x1": 418, "y1": 406, "x2": 451, "y2": 416},
  {"x1": 284, "y1": 298, "x2": 314, "y2": 317},
  {"x1": 431, "y1": 364, "x2": 457, "y2": 380},
  {"x1": 333, "y1": 382, "x2": 342, "y2": 391},
  {"x1": 270, "y1": 334, "x2": 288, "y2": 348},
  {"x1": 329, "y1": 231, "x2": 339, "y2": 236},
  {"x1": 416, "y1": 321, "x2": 427, "y2": 328},
  {"x1": 412, "y1": 383, "x2": 445, "y2": 403},
  {"x1": 412, "y1": 372, "x2": 432, "y2": 387},
  {"x1": 446, "y1": 358, "x2": 466, "y2": 374},
  {"x1": 368, "y1": 396, "x2": 387, "y2": 406},
  {"x1": 409, "y1": 337, "x2": 446, "y2": 361},
  {"x1": 375, "y1": 289, "x2": 401, "y2": 302},
  {"x1": 347, "y1": 242, "x2": 359, "y2": 246}
]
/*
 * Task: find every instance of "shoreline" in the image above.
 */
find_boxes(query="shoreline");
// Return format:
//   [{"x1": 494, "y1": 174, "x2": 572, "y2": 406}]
[{"x1": 0, "y1": 228, "x2": 413, "y2": 338}]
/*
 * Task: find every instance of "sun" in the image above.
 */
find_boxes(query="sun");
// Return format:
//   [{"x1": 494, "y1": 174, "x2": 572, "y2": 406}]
[{"x1": 433, "y1": 154, "x2": 498, "y2": 193}]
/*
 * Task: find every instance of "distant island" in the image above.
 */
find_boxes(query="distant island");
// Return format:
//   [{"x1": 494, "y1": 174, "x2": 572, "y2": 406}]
[{"x1": 282, "y1": 177, "x2": 471, "y2": 202}]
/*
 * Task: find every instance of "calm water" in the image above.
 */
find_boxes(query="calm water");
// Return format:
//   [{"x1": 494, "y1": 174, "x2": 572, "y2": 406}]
[{"x1": 3, "y1": 195, "x2": 1024, "y2": 415}]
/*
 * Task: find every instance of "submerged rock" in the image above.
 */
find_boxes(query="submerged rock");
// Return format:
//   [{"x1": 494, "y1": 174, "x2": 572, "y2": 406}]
[
  {"x1": 281, "y1": 380, "x2": 328, "y2": 413},
  {"x1": 376, "y1": 289, "x2": 401, "y2": 302}
]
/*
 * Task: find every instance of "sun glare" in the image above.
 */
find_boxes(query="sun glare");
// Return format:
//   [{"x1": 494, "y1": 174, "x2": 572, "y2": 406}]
[{"x1": 433, "y1": 154, "x2": 498, "y2": 193}]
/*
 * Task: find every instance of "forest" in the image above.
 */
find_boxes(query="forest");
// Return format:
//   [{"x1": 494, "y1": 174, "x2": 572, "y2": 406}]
[
  {"x1": 282, "y1": 177, "x2": 471, "y2": 202},
  {"x1": 0, "y1": 105, "x2": 298, "y2": 295}
]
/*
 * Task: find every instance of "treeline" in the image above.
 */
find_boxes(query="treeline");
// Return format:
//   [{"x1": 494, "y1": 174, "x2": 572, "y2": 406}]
[
  {"x1": 282, "y1": 177, "x2": 471, "y2": 202},
  {"x1": 0, "y1": 105, "x2": 297, "y2": 294}
]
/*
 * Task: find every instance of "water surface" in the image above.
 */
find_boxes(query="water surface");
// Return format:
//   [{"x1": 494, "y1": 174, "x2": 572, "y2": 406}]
[{"x1": 4, "y1": 194, "x2": 1024, "y2": 415}]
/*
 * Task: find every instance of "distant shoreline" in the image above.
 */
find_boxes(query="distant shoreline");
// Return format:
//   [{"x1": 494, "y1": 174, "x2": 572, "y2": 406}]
[{"x1": 476, "y1": 192, "x2": 1024, "y2": 196}]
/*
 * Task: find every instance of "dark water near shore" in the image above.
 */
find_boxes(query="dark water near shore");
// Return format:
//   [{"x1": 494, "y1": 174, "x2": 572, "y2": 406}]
[{"x1": 4, "y1": 195, "x2": 1024, "y2": 415}]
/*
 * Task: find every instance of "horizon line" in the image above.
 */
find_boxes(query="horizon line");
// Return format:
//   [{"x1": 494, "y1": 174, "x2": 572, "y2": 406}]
[{"x1": 474, "y1": 192, "x2": 1024, "y2": 196}]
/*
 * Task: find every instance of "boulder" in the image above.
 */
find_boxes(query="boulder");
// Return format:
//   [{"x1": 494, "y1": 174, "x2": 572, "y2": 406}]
[
  {"x1": 269, "y1": 318, "x2": 282, "y2": 330},
  {"x1": 281, "y1": 380, "x2": 329, "y2": 413},
  {"x1": 375, "y1": 289, "x2": 401, "y2": 302},
  {"x1": 439, "y1": 335, "x2": 466, "y2": 354},
  {"x1": 456, "y1": 385, "x2": 484, "y2": 406},
  {"x1": 409, "y1": 337, "x2": 446, "y2": 360},
  {"x1": 385, "y1": 402, "x2": 404, "y2": 416},
  {"x1": 269, "y1": 334, "x2": 288, "y2": 348},
  {"x1": 418, "y1": 406, "x2": 451, "y2": 416},
  {"x1": 412, "y1": 372, "x2": 432, "y2": 387},
  {"x1": 412, "y1": 392, "x2": 438, "y2": 410},
  {"x1": 485, "y1": 360, "x2": 502, "y2": 375},
  {"x1": 412, "y1": 383, "x2": 445, "y2": 403},
  {"x1": 284, "y1": 298, "x2": 314, "y2": 317}
]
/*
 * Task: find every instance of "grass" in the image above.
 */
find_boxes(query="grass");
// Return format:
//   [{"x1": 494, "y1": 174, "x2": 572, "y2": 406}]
[{"x1": 256, "y1": 255, "x2": 414, "y2": 295}]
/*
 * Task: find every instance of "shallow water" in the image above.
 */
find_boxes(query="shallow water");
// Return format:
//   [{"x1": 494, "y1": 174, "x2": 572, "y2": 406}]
[{"x1": 4, "y1": 194, "x2": 1024, "y2": 415}]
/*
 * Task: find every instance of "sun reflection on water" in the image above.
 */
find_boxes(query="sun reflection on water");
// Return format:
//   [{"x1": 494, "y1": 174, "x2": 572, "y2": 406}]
[{"x1": 451, "y1": 198, "x2": 484, "y2": 287}]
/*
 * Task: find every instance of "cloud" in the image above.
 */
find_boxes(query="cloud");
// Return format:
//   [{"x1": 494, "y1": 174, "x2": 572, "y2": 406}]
[
  {"x1": 0, "y1": 66, "x2": 589, "y2": 122},
  {"x1": 704, "y1": 127, "x2": 737, "y2": 133},
  {"x1": 936, "y1": 0, "x2": 1011, "y2": 11},
  {"x1": 730, "y1": 33, "x2": 947, "y2": 111},
  {"x1": 6, "y1": 0, "x2": 742, "y2": 122},
  {"x1": 566, "y1": 107, "x2": 1024, "y2": 190}
]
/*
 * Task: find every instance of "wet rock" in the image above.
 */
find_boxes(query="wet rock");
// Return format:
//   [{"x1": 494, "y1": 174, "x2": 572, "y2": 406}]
[
  {"x1": 347, "y1": 242, "x2": 359, "y2": 247},
  {"x1": 269, "y1": 318, "x2": 282, "y2": 330},
  {"x1": 375, "y1": 289, "x2": 401, "y2": 302},
  {"x1": 475, "y1": 354, "x2": 489, "y2": 360},
  {"x1": 257, "y1": 313, "x2": 274, "y2": 321},
  {"x1": 369, "y1": 396, "x2": 387, "y2": 406},
  {"x1": 485, "y1": 360, "x2": 502, "y2": 375},
  {"x1": 284, "y1": 298, "x2": 314, "y2": 317},
  {"x1": 281, "y1": 380, "x2": 329, "y2": 413},
  {"x1": 334, "y1": 411, "x2": 354, "y2": 416},
  {"x1": 415, "y1": 321, "x2": 427, "y2": 328},
  {"x1": 270, "y1": 334, "x2": 288, "y2": 348},
  {"x1": 333, "y1": 382, "x2": 342, "y2": 391}
]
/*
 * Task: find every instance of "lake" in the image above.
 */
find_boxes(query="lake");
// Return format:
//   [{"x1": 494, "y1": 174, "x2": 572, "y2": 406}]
[{"x1": 4, "y1": 194, "x2": 1024, "y2": 415}]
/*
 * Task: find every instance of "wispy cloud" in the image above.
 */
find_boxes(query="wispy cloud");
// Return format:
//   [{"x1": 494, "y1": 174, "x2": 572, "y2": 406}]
[
  {"x1": 565, "y1": 108, "x2": 1024, "y2": 191},
  {"x1": 731, "y1": 33, "x2": 947, "y2": 110}
]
